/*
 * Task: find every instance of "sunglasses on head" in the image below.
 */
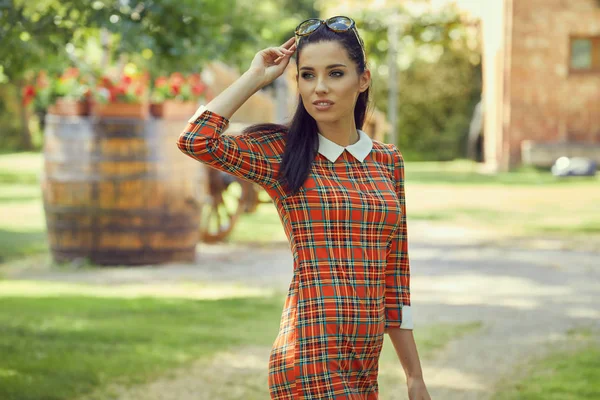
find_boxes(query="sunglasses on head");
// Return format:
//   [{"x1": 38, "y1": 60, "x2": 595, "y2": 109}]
[{"x1": 294, "y1": 16, "x2": 366, "y2": 59}]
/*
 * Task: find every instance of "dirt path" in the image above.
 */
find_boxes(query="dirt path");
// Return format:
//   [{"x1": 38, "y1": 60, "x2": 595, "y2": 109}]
[{"x1": 6, "y1": 225, "x2": 600, "y2": 400}]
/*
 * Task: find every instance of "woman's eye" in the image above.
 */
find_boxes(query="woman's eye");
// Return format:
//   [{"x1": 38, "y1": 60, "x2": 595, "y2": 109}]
[{"x1": 301, "y1": 71, "x2": 344, "y2": 79}]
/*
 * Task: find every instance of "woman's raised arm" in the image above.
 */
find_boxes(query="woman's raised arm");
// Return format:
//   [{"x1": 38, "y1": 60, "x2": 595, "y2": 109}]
[{"x1": 177, "y1": 37, "x2": 296, "y2": 188}]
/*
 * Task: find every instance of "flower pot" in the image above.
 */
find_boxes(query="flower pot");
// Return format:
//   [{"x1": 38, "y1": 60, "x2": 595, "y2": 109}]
[
  {"x1": 91, "y1": 102, "x2": 149, "y2": 119},
  {"x1": 47, "y1": 98, "x2": 89, "y2": 116},
  {"x1": 150, "y1": 100, "x2": 199, "y2": 119}
]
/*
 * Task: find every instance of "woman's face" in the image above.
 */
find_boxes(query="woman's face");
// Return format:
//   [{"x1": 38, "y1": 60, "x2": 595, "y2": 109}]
[{"x1": 296, "y1": 41, "x2": 370, "y2": 125}]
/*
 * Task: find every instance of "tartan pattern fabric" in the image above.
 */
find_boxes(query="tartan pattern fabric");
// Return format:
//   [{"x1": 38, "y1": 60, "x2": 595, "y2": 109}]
[{"x1": 177, "y1": 109, "x2": 411, "y2": 399}]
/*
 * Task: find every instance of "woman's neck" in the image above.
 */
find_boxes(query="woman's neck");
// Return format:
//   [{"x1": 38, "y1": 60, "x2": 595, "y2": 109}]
[{"x1": 317, "y1": 119, "x2": 360, "y2": 147}]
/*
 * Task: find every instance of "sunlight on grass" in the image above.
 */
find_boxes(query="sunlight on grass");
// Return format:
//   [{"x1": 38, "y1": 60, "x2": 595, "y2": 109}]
[
  {"x1": 381, "y1": 321, "x2": 484, "y2": 364},
  {"x1": 228, "y1": 203, "x2": 287, "y2": 244},
  {"x1": 0, "y1": 294, "x2": 285, "y2": 400},
  {"x1": 0, "y1": 184, "x2": 41, "y2": 203},
  {"x1": 405, "y1": 159, "x2": 600, "y2": 185},
  {"x1": 1, "y1": 152, "x2": 599, "y2": 263},
  {"x1": 492, "y1": 327, "x2": 600, "y2": 400},
  {"x1": 0, "y1": 280, "x2": 275, "y2": 300},
  {"x1": 0, "y1": 152, "x2": 42, "y2": 184},
  {"x1": 532, "y1": 221, "x2": 600, "y2": 234},
  {"x1": 0, "y1": 290, "x2": 482, "y2": 400}
]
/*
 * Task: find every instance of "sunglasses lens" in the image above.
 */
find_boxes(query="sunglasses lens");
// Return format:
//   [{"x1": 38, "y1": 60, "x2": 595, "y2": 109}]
[
  {"x1": 327, "y1": 16, "x2": 353, "y2": 31},
  {"x1": 296, "y1": 19, "x2": 321, "y2": 35}
]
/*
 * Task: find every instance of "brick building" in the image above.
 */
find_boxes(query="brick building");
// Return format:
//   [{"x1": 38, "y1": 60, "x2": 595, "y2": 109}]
[{"x1": 482, "y1": 0, "x2": 600, "y2": 170}]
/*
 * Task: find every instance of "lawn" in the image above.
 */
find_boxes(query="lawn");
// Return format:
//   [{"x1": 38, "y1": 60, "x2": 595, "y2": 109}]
[
  {"x1": 1, "y1": 152, "x2": 599, "y2": 264},
  {"x1": 0, "y1": 152, "x2": 47, "y2": 261},
  {"x1": 1, "y1": 152, "x2": 598, "y2": 399},
  {"x1": 492, "y1": 327, "x2": 600, "y2": 400},
  {"x1": 231, "y1": 161, "x2": 600, "y2": 246},
  {"x1": 0, "y1": 284, "x2": 482, "y2": 400}
]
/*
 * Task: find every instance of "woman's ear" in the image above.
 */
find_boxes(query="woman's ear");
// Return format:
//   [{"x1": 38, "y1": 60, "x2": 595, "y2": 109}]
[{"x1": 359, "y1": 69, "x2": 371, "y2": 93}]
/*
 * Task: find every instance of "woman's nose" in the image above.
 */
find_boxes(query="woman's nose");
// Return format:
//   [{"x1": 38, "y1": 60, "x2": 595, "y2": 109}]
[{"x1": 315, "y1": 78, "x2": 329, "y2": 93}]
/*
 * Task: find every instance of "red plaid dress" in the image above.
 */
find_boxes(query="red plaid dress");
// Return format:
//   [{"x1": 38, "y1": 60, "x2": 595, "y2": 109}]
[{"x1": 178, "y1": 108, "x2": 413, "y2": 399}]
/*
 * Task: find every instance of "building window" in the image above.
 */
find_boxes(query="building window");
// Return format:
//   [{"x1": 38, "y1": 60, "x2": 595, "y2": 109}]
[{"x1": 570, "y1": 36, "x2": 600, "y2": 72}]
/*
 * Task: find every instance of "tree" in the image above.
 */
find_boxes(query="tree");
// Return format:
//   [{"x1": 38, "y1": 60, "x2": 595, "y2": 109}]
[
  {"x1": 0, "y1": 0, "x2": 318, "y2": 150},
  {"x1": 358, "y1": 4, "x2": 482, "y2": 160}
]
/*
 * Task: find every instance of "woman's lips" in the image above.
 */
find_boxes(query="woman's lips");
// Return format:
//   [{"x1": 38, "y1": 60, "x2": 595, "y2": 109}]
[{"x1": 313, "y1": 102, "x2": 334, "y2": 111}]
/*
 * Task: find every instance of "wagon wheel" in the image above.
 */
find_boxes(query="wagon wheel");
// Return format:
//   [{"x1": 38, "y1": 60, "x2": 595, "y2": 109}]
[
  {"x1": 257, "y1": 186, "x2": 272, "y2": 205},
  {"x1": 239, "y1": 182, "x2": 274, "y2": 214},
  {"x1": 240, "y1": 182, "x2": 261, "y2": 213},
  {"x1": 199, "y1": 169, "x2": 247, "y2": 243}
]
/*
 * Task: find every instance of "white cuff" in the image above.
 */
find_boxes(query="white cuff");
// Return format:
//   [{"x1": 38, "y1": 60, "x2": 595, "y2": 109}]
[
  {"x1": 400, "y1": 305, "x2": 414, "y2": 330},
  {"x1": 188, "y1": 105, "x2": 208, "y2": 123}
]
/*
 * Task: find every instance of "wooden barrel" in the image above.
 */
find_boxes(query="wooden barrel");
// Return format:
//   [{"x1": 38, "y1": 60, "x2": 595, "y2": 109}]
[{"x1": 42, "y1": 115, "x2": 203, "y2": 265}]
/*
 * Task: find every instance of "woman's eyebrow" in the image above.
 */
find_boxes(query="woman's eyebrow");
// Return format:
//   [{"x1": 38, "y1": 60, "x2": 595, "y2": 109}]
[{"x1": 299, "y1": 64, "x2": 347, "y2": 71}]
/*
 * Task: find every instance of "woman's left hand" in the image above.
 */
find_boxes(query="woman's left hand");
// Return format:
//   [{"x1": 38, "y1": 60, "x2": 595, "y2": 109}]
[{"x1": 407, "y1": 376, "x2": 431, "y2": 400}]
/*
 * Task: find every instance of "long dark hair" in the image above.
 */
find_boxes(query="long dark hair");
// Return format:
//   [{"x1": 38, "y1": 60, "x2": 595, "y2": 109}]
[{"x1": 243, "y1": 23, "x2": 371, "y2": 195}]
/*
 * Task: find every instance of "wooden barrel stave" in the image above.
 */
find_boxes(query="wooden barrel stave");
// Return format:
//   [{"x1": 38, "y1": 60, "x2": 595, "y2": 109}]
[{"x1": 43, "y1": 115, "x2": 201, "y2": 266}]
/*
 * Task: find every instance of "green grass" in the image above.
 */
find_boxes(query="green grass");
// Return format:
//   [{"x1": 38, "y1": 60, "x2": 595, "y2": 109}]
[
  {"x1": 0, "y1": 287, "x2": 478, "y2": 400},
  {"x1": 493, "y1": 328, "x2": 600, "y2": 400},
  {"x1": 1, "y1": 151, "x2": 599, "y2": 264},
  {"x1": 382, "y1": 321, "x2": 483, "y2": 361},
  {"x1": 0, "y1": 152, "x2": 47, "y2": 262},
  {"x1": 410, "y1": 208, "x2": 509, "y2": 223},
  {"x1": 532, "y1": 221, "x2": 600, "y2": 235},
  {"x1": 229, "y1": 202, "x2": 288, "y2": 244},
  {"x1": 0, "y1": 184, "x2": 42, "y2": 203},
  {"x1": 405, "y1": 160, "x2": 600, "y2": 185},
  {"x1": 0, "y1": 294, "x2": 284, "y2": 400},
  {"x1": 0, "y1": 152, "x2": 42, "y2": 184}
]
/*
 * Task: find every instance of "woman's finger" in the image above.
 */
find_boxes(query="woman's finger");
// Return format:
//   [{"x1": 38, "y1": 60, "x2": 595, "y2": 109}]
[
  {"x1": 281, "y1": 37, "x2": 295, "y2": 48},
  {"x1": 265, "y1": 48, "x2": 284, "y2": 60},
  {"x1": 272, "y1": 47, "x2": 285, "y2": 56}
]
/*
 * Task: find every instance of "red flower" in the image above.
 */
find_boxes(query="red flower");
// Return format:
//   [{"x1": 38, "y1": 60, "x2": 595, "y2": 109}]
[
  {"x1": 170, "y1": 82, "x2": 181, "y2": 96},
  {"x1": 22, "y1": 85, "x2": 36, "y2": 106},
  {"x1": 101, "y1": 77, "x2": 113, "y2": 88},
  {"x1": 62, "y1": 67, "x2": 80, "y2": 79},
  {"x1": 191, "y1": 82, "x2": 205, "y2": 96},
  {"x1": 170, "y1": 72, "x2": 185, "y2": 87},
  {"x1": 155, "y1": 77, "x2": 168, "y2": 87},
  {"x1": 188, "y1": 73, "x2": 202, "y2": 84}
]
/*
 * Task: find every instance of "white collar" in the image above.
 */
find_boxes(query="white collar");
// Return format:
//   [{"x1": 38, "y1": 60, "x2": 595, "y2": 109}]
[{"x1": 317, "y1": 129, "x2": 373, "y2": 163}]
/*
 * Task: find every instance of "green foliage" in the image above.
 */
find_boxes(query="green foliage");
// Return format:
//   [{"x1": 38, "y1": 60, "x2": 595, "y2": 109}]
[
  {"x1": 359, "y1": 5, "x2": 482, "y2": 160},
  {"x1": 0, "y1": 85, "x2": 26, "y2": 151},
  {"x1": 0, "y1": 0, "x2": 318, "y2": 151}
]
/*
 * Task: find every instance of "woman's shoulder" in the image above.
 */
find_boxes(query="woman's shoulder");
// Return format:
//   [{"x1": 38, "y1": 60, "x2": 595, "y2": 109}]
[
  {"x1": 237, "y1": 123, "x2": 288, "y2": 156},
  {"x1": 370, "y1": 139, "x2": 403, "y2": 166},
  {"x1": 240, "y1": 123, "x2": 287, "y2": 139}
]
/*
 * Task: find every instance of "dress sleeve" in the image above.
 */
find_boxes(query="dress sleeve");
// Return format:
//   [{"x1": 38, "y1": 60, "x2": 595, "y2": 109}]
[
  {"x1": 385, "y1": 145, "x2": 413, "y2": 330},
  {"x1": 176, "y1": 105, "x2": 279, "y2": 188}
]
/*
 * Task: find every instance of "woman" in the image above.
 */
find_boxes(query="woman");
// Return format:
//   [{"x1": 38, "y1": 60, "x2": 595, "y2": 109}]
[{"x1": 177, "y1": 16, "x2": 431, "y2": 400}]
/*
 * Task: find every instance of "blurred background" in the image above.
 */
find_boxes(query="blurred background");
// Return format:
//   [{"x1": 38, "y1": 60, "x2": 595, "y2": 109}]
[{"x1": 0, "y1": 1, "x2": 598, "y2": 399}]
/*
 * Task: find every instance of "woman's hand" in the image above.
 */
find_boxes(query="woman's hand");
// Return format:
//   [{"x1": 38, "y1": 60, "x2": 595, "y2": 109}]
[
  {"x1": 247, "y1": 37, "x2": 297, "y2": 88},
  {"x1": 407, "y1": 376, "x2": 431, "y2": 400}
]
